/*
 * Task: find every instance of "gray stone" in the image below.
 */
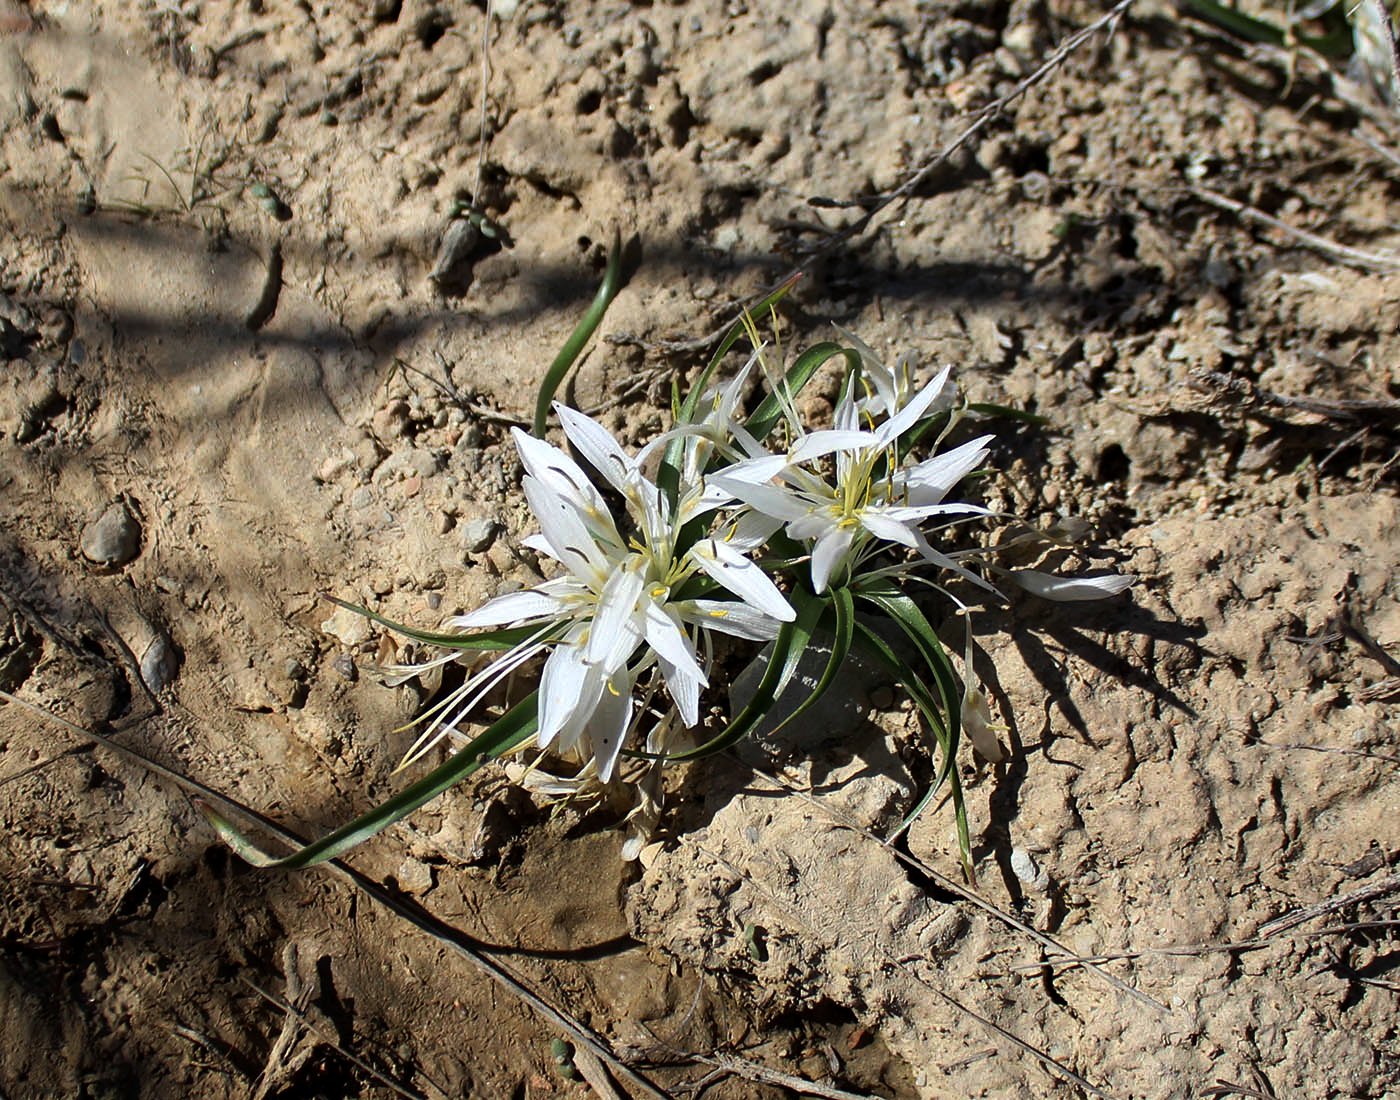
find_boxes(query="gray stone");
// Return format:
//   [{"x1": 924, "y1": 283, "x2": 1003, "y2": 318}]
[
  {"x1": 80, "y1": 501, "x2": 142, "y2": 566},
  {"x1": 139, "y1": 632, "x2": 181, "y2": 693},
  {"x1": 459, "y1": 517, "x2": 498, "y2": 554}
]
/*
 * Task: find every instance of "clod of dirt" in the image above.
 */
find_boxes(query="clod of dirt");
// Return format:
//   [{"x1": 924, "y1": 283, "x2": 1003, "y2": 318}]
[
  {"x1": 139, "y1": 631, "x2": 180, "y2": 693},
  {"x1": 321, "y1": 603, "x2": 372, "y2": 648},
  {"x1": 79, "y1": 501, "x2": 142, "y2": 566}
]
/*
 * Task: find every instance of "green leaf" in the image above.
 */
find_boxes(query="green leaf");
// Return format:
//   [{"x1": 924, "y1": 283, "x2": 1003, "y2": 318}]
[
  {"x1": 763, "y1": 585, "x2": 854, "y2": 738},
  {"x1": 322, "y1": 595, "x2": 559, "y2": 651},
  {"x1": 533, "y1": 230, "x2": 627, "y2": 437},
  {"x1": 199, "y1": 692, "x2": 541, "y2": 868},
  {"x1": 651, "y1": 587, "x2": 826, "y2": 762},
  {"x1": 850, "y1": 582, "x2": 974, "y2": 878}
]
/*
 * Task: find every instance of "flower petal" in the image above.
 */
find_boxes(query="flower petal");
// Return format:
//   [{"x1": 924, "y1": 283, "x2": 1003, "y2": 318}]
[
  {"x1": 642, "y1": 602, "x2": 707, "y2": 685},
  {"x1": 787, "y1": 429, "x2": 876, "y2": 464},
  {"x1": 809, "y1": 524, "x2": 856, "y2": 593},
  {"x1": 875, "y1": 363, "x2": 952, "y2": 446},
  {"x1": 554, "y1": 404, "x2": 666, "y2": 533},
  {"x1": 453, "y1": 588, "x2": 568, "y2": 628},
  {"x1": 511, "y1": 427, "x2": 607, "y2": 513},
  {"x1": 585, "y1": 567, "x2": 645, "y2": 670},
  {"x1": 895, "y1": 434, "x2": 994, "y2": 506},
  {"x1": 678, "y1": 599, "x2": 782, "y2": 641},
  {"x1": 587, "y1": 670, "x2": 634, "y2": 782},
  {"x1": 537, "y1": 641, "x2": 591, "y2": 750},
  {"x1": 658, "y1": 656, "x2": 701, "y2": 728},
  {"x1": 689, "y1": 538, "x2": 796, "y2": 621},
  {"x1": 706, "y1": 475, "x2": 812, "y2": 523},
  {"x1": 1010, "y1": 570, "x2": 1135, "y2": 601},
  {"x1": 858, "y1": 509, "x2": 919, "y2": 548}
]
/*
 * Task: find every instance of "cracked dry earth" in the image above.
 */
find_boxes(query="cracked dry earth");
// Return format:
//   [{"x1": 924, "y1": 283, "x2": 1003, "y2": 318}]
[{"x1": 1, "y1": 0, "x2": 1399, "y2": 1097}]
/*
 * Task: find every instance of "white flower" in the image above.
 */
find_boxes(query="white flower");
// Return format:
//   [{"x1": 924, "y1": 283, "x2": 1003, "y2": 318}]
[
  {"x1": 404, "y1": 408, "x2": 794, "y2": 783},
  {"x1": 711, "y1": 365, "x2": 993, "y2": 593}
]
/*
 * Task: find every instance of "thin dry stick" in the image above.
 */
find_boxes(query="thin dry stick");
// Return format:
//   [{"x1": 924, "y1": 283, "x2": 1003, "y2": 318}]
[
  {"x1": 687, "y1": 838, "x2": 1115, "y2": 1100},
  {"x1": 1373, "y1": 0, "x2": 1400, "y2": 93},
  {"x1": 744, "y1": 764, "x2": 1167, "y2": 1014},
  {"x1": 1257, "y1": 873, "x2": 1400, "y2": 938},
  {"x1": 616, "y1": 0, "x2": 1138, "y2": 356},
  {"x1": 242, "y1": 977, "x2": 427, "y2": 1100},
  {"x1": 0, "y1": 689, "x2": 673, "y2": 1100},
  {"x1": 641, "y1": 1016, "x2": 878, "y2": 1100},
  {"x1": 1002, "y1": 921, "x2": 1400, "y2": 974},
  {"x1": 474, "y1": 0, "x2": 494, "y2": 204},
  {"x1": 1189, "y1": 184, "x2": 1400, "y2": 273}
]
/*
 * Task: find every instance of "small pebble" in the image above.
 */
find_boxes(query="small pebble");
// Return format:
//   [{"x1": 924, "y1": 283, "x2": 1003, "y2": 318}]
[
  {"x1": 460, "y1": 516, "x2": 498, "y2": 554},
  {"x1": 80, "y1": 501, "x2": 142, "y2": 566},
  {"x1": 332, "y1": 653, "x2": 358, "y2": 681},
  {"x1": 396, "y1": 856, "x2": 434, "y2": 895}
]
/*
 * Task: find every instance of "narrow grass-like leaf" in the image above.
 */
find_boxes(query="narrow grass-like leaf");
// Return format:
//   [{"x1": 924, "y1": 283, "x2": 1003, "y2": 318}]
[
  {"x1": 532, "y1": 230, "x2": 626, "y2": 437},
  {"x1": 850, "y1": 619, "x2": 973, "y2": 878},
  {"x1": 1180, "y1": 0, "x2": 1353, "y2": 56},
  {"x1": 764, "y1": 585, "x2": 854, "y2": 738},
  {"x1": 851, "y1": 582, "x2": 975, "y2": 877},
  {"x1": 199, "y1": 692, "x2": 540, "y2": 868},
  {"x1": 322, "y1": 595, "x2": 559, "y2": 651},
  {"x1": 653, "y1": 587, "x2": 825, "y2": 762}
]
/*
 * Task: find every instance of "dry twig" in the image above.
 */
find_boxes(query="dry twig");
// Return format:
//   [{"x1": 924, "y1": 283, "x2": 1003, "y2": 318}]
[
  {"x1": 1189, "y1": 185, "x2": 1400, "y2": 273},
  {"x1": 1257, "y1": 874, "x2": 1400, "y2": 938}
]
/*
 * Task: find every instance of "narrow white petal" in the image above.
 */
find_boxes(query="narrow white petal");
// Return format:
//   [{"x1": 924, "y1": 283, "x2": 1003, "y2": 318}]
[
  {"x1": 586, "y1": 568, "x2": 645, "y2": 669},
  {"x1": 587, "y1": 671, "x2": 634, "y2": 782},
  {"x1": 709, "y1": 454, "x2": 789, "y2": 486},
  {"x1": 454, "y1": 589, "x2": 567, "y2": 628},
  {"x1": 725, "y1": 510, "x2": 784, "y2": 551},
  {"x1": 858, "y1": 510, "x2": 919, "y2": 548},
  {"x1": 896, "y1": 434, "x2": 994, "y2": 505},
  {"x1": 548, "y1": 400, "x2": 663, "y2": 529},
  {"x1": 880, "y1": 502, "x2": 991, "y2": 522},
  {"x1": 511, "y1": 427, "x2": 607, "y2": 512},
  {"x1": 1010, "y1": 570, "x2": 1135, "y2": 601},
  {"x1": 787, "y1": 429, "x2": 876, "y2": 464},
  {"x1": 678, "y1": 600, "x2": 782, "y2": 641},
  {"x1": 658, "y1": 656, "x2": 701, "y2": 728},
  {"x1": 689, "y1": 538, "x2": 796, "y2": 621},
  {"x1": 809, "y1": 525, "x2": 856, "y2": 593},
  {"x1": 875, "y1": 363, "x2": 952, "y2": 446},
  {"x1": 642, "y1": 602, "x2": 707, "y2": 685},
  {"x1": 786, "y1": 512, "x2": 836, "y2": 542},
  {"x1": 537, "y1": 642, "x2": 590, "y2": 749},
  {"x1": 522, "y1": 476, "x2": 617, "y2": 580},
  {"x1": 707, "y1": 477, "x2": 812, "y2": 523}
]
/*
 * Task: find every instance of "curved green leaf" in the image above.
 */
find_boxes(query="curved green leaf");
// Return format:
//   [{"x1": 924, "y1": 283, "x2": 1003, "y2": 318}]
[
  {"x1": 199, "y1": 691, "x2": 540, "y2": 868},
  {"x1": 533, "y1": 230, "x2": 626, "y2": 437},
  {"x1": 763, "y1": 585, "x2": 854, "y2": 739}
]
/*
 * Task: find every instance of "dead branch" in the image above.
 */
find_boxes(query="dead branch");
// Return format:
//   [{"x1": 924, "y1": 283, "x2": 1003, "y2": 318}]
[
  {"x1": 1257, "y1": 873, "x2": 1400, "y2": 938},
  {"x1": 1189, "y1": 185, "x2": 1400, "y2": 273}
]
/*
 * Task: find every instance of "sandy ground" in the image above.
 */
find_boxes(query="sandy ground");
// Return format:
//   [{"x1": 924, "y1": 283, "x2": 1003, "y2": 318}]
[{"x1": 1, "y1": 0, "x2": 1398, "y2": 1097}]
